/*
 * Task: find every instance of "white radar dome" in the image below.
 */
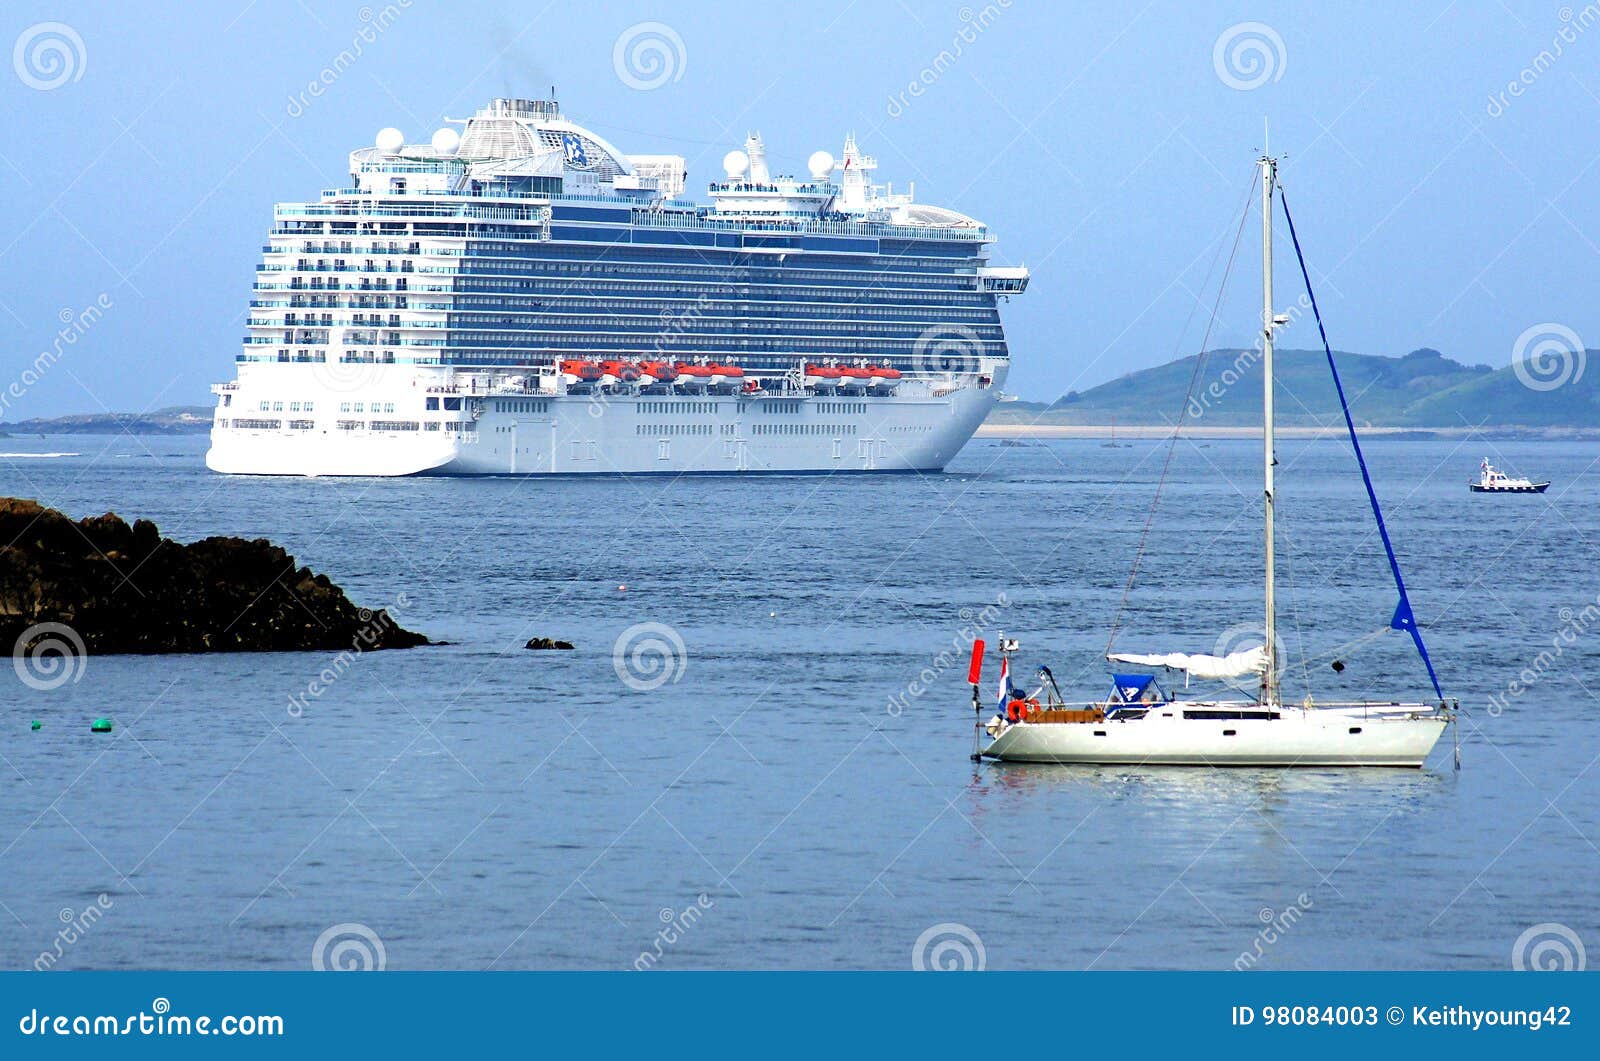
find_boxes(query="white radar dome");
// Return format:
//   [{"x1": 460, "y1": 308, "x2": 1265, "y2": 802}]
[
  {"x1": 430, "y1": 127, "x2": 461, "y2": 154},
  {"x1": 375, "y1": 127, "x2": 405, "y2": 154},
  {"x1": 722, "y1": 149, "x2": 749, "y2": 179},
  {"x1": 807, "y1": 151, "x2": 835, "y2": 180}
]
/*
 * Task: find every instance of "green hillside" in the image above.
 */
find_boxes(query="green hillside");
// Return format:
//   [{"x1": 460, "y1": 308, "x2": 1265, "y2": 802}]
[{"x1": 994, "y1": 348, "x2": 1600, "y2": 428}]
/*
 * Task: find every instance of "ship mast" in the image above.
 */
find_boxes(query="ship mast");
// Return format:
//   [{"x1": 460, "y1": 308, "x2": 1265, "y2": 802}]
[{"x1": 1260, "y1": 153, "x2": 1278, "y2": 706}]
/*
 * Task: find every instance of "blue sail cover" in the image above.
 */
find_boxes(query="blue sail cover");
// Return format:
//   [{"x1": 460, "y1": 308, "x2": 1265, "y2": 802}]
[{"x1": 1279, "y1": 191, "x2": 1444, "y2": 702}]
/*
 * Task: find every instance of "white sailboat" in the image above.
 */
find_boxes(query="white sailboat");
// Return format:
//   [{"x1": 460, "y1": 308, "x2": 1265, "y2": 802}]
[{"x1": 975, "y1": 154, "x2": 1456, "y2": 768}]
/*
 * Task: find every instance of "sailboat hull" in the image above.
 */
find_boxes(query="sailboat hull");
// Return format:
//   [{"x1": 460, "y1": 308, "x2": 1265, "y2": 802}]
[{"x1": 982, "y1": 708, "x2": 1448, "y2": 768}]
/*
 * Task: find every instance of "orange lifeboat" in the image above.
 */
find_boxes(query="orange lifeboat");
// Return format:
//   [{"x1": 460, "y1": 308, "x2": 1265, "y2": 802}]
[
  {"x1": 599, "y1": 359, "x2": 641, "y2": 385},
  {"x1": 837, "y1": 366, "x2": 873, "y2": 390},
  {"x1": 805, "y1": 363, "x2": 842, "y2": 390},
  {"x1": 674, "y1": 363, "x2": 713, "y2": 391},
  {"x1": 636, "y1": 360, "x2": 678, "y2": 386},
  {"x1": 560, "y1": 359, "x2": 602, "y2": 385},
  {"x1": 705, "y1": 363, "x2": 744, "y2": 389},
  {"x1": 867, "y1": 365, "x2": 902, "y2": 392}
]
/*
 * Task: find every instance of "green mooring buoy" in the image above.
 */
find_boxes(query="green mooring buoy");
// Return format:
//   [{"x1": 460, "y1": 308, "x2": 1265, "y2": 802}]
[
  {"x1": 30, "y1": 720, "x2": 41, "y2": 731},
  {"x1": 90, "y1": 718, "x2": 113, "y2": 733}
]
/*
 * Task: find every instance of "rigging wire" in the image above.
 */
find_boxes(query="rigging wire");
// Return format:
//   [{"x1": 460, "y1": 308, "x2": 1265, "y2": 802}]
[{"x1": 1104, "y1": 169, "x2": 1258, "y2": 655}]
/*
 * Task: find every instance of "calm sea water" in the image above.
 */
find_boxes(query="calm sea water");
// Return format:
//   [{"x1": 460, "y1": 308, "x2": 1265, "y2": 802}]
[{"x1": 1, "y1": 433, "x2": 1596, "y2": 970}]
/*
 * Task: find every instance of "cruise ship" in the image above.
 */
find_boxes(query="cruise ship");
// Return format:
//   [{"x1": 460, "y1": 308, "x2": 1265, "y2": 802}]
[{"x1": 206, "y1": 96, "x2": 1028, "y2": 476}]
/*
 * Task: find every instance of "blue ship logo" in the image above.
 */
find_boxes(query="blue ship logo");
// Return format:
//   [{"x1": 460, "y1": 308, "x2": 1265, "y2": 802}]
[{"x1": 561, "y1": 133, "x2": 588, "y2": 167}]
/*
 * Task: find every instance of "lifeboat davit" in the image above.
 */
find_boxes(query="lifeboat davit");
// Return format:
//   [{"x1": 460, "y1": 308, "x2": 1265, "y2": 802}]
[
  {"x1": 561, "y1": 359, "x2": 602, "y2": 386},
  {"x1": 674, "y1": 363, "x2": 713, "y2": 391},
  {"x1": 637, "y1": 360, "x2": 678, "y2": 386},
  {"x1": 599, "y1": 359, "x2": 641, "y2": 386},
  {"x1": 805, "y1": 363, "x2": 842, "y2": 390},
  {"x1": 837, "y1": 366, "x2": 873, "y2": 391}
]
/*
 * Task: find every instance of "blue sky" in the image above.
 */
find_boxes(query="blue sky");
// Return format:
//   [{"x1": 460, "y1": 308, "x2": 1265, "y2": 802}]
[{"x1": 1, "y1": 0, "x2": 1597, "y2": 417}]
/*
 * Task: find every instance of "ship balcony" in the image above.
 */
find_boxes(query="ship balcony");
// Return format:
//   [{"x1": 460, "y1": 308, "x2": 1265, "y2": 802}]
[{"x1": 978, "y1": 266, "x2": 1030, "y2": 294}]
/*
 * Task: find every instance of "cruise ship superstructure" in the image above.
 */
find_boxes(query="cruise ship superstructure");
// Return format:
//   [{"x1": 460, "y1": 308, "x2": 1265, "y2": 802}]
[{"x1": 207, "y1": 97, "x2": 1028, "y2": 476}]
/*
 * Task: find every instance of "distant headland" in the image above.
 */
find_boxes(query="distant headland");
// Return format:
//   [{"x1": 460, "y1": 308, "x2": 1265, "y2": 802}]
[{"x1": 986, "y1": 348, "x2": 1600, "y2": 437}]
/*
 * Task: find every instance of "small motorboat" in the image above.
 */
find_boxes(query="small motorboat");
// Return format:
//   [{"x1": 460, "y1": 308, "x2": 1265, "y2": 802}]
[{"x1": 1470, "y1": 459, "x2": 1549, "y2": 493}]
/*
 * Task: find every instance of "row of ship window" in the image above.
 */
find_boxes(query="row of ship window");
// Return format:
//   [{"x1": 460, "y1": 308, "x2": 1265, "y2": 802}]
[
  {"x1": 460, "y1": 244, "x2": 973, "y2": 272},
  {"x1": 750, "y1": 424, "x2": 859, "y2": 436},
  {"x1": 449, "y1": 282, "x2": 992, "y2": 306},
  {"x1": 638, "y1": 401, "x2": 716, "y2": 414},
  {"x1": 634, "y1": 424, "x2": 715, "y2": 436},
  {"x1": 222, "y1": 419, "x2": 477, "y2": 433},
  {"x1": 441, "y1": 308, "x2": 998, "y2": 326},
  {"x1": 442, "y1": 296, "x2": 996, "y2": 317},
  {"x1": 258, "y1": 400, "x2": 317, "y2": 412},
  {"x1": 452, "y1": 263, "x2": 974, "y2": 290}
]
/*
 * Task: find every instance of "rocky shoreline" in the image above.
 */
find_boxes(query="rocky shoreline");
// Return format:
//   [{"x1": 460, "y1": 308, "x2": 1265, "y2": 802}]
[{"x1": 1, "y1": 497, "x2": 429, "y2": 655}]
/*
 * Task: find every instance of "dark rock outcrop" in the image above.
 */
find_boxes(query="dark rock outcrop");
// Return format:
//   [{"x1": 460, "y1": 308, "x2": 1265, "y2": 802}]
[
  {"x1": 0, "y1": 497, "x2": 428, "y2": 654},
  {"x1": 525, "y1": 637, "x2": 574, "y2": 650}
]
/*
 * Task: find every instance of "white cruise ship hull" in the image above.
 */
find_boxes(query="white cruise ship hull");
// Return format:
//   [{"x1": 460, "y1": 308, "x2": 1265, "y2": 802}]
[
  {"x1": 983, "y1": 705, "x2": 1448, "y2": 768},
  {"x1": 207, "y1": 361, "x2": 1005, "y2": 477}
]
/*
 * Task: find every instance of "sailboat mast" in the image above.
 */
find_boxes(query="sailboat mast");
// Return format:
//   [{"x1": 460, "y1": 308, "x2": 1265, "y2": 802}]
[{"x1": 1260, "y1": 154, "x2": 1278, "y2": 705}]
